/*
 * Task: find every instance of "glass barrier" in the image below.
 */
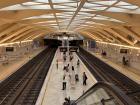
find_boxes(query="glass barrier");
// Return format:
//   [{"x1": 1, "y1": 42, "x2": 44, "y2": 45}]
[
  {"x1": 73, "y1": 82, "x2": 137, "y2": 105},
  {"x1": 77, "y1": 88, "x2": 119, "y2": 105}
]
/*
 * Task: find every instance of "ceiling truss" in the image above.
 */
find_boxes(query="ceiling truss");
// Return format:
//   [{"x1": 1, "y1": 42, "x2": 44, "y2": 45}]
[{"x1": 0, "y1": 0, "x2": 139, "y2": 46}]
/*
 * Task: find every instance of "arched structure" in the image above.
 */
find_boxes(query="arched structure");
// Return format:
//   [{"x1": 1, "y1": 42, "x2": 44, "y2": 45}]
[{"x1": 0, "y1": 0, "x2": 140, "y2": 46}]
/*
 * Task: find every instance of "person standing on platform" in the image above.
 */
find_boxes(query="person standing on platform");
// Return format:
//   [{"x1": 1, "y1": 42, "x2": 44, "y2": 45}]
[
  {"x1": 72, "y1": 66, "x2": 74, "y2": 71},
  {"x1": 77, "y1": 59, "x2": 80, "y2": 67},
  {"x1": 56, "y1": 59, "x2": 58, "y2": 69},
  {"x1": 71, "y1": 67, "x2": 75, "y2": 87},
  {"x1": 62, "y1": 75, "x2": 66, "y2": 90},
  {"x1": 83, "y1": 72, "x2": 88, "y2": 86},
  {"x1": 63, "y1": 97, "x2": 70, "y2": 105},
  {"x1": 66, "y1": 63, "x2": 69, "y2": 72},
  {"x1": 63, "y1": 55, "x2": 66, "y2": 62}
]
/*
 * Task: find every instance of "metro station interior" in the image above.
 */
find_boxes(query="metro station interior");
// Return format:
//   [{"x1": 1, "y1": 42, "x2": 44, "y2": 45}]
[{"x1": 0, "y1": 0, "x2": 140, "y2": 105}]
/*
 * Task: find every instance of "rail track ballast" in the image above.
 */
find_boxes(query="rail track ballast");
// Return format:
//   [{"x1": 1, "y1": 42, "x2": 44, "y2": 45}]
[
  {"x1": 77, "y1": 47, "x2": 140, "y2": 105},
  {"x1": 0, "y1": 47, "x2": 56, "y2": 105}
]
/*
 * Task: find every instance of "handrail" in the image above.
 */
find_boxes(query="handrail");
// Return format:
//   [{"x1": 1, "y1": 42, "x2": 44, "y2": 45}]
[{"x1": 72, "y1": 82, "x2": 138, "y2": 105}]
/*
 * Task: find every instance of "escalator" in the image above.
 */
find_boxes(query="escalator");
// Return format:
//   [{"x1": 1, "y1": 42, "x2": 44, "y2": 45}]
[{"x1": 71, "y1": 82, "x2": 137, "y2": 105}]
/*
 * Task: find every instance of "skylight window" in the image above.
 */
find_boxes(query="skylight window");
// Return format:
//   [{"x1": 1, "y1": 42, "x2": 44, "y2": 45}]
[
  {"x1": 32, "y1": 0, "x2": 49, "y2": 3},
  {"x1": 1, "y1": 4, "x2": 50, "y2": 10},
  {"x1": 84, "y1": 3, "x2": 102, "y2": 8},
  {"x1": 0, "y1": 0, "x2": 139, "y2": 31},
  {"x1": 89, "y1": 0, "x2": 117, "y2": 6},
  {"x1": 107, "y1": 7, "x2": 128, "y2": 12},
  {"x1": 22, "y1": 2, "x2": 45, "y2": 5},
  {"x1": 52, "y1": 0, "x2": 74, "y2": 3},
  {"x1": 25, "y1": 14, "x2": 54, "y2": 19}
]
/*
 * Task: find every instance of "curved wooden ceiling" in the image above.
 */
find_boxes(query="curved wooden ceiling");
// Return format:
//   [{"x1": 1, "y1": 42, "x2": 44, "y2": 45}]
[{"x1": 0, "y1": 0, "x2": 140, "y2": 46}]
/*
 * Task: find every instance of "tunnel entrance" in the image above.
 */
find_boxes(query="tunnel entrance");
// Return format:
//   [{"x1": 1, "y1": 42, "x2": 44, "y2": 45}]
[{"x1": 44, "y1": 39, "x2": 62, "y2": 47}]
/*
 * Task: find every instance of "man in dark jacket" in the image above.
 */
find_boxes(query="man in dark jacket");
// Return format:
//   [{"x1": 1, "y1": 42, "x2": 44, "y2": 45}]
[{"x1": 83, "y1": 72, "x2": 88, "y2": 85}]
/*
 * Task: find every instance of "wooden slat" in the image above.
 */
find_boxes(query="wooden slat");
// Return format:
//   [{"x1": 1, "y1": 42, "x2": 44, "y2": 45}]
[
  {"x1": 0, "y1": 0, "x2": 30, "y2": 9},
  {"x1": 87, "y1": 11, "x2": 140, "y2": 26},
  {"x1": 0, "y1": 9, "x2": 63, "y2": 20}
]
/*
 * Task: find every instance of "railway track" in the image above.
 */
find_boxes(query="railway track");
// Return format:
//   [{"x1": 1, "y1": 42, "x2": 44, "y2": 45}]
[
  {"x1": 77, "y1": 47, "x2": 140, "y2": 104},
  {"x1": 0, "y1": 47, "x2": 56, "y2": 105}
]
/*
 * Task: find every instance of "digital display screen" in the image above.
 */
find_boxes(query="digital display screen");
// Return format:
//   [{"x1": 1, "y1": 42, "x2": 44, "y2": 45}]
[
  {"x1": 6, "y1": 47, "x2": 14, "y2": 52},
  {"x1": 59, "y1": 47, "x2": 67, "y2": 52},
  {"x1": 120, "y1": 49, "x2": 128, "y2": 53}
]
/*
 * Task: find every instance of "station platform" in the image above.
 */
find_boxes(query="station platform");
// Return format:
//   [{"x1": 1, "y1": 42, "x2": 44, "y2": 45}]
[
  {"x1": 0, "y1": 47, "x2": 45, "y2": 82},
  {"x1": 36, "y1": 49, "x2": 97, "y2": 105},
  {"x1": 85, "y1": 48, "x2": 140, "y2": 84}
]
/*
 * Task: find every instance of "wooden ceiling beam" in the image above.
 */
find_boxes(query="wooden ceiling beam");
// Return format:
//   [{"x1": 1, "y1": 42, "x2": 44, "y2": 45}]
[
  {"x1": 77, "y1": 30, "x2": 102, "y2": 41},
  {"x1": 0, "y1": 9, "x2": 63, "y2": 20},
  {"x1": 0, "y1": 23, "x2": 23, "y2": 37},
  {"x1": 121, "y1": 0, "x2": 140, "y2": 7},
  {"x1": 89, "y1": 30, "x2": 109, "y2": 42},
  {"x1": 88, "y1": 11, "x2": 140, "y2": 26},
  {"x1": 19, "y1": 30, "x2": 47, "y2": 41},
  {"x1": 105, "y1": 28, "x2": 134, "y2": 45},
  {"x1": 67, "y1": 0, "x2": 87, "y2": 29},
  {"x1": 0, "y1": 26, "x2": 32, "y2": 43},
  {"x1": 81, "y1": 26, "x2": 115, "y2": 42},
  {"x1": 25, "y1": 31, "x2": 48, "y2": 40},
  {"x1": 96, "y1": 31, "x2": 113, "y2": 42},
  {"x1": 101, "y1": 29, "x2": 122, "y2": 44},
  {"x1": 17, "y1": 30, "x2": 42, "y2": 41},
  {"x1": 11, "y1": 29, "x2": 36, "y2": 42}
]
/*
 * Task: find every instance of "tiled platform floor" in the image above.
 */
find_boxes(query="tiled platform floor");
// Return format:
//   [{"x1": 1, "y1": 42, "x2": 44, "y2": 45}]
[{"x1": 40, "y1": 49, "x2": 96, "y2": 105}]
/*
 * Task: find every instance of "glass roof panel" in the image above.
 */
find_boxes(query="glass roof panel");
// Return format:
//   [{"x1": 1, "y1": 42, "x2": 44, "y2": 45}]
[
  {"x1": 1, "y1": 4, "x2": 50, "y2": 10},
  {"x1": 84, "y1": 3, "x2": 102, "y2": 8},
  {"x1": 52, "y1": 0, "x2": 75, "y2": 3},
  {"x1": 25, "y1": 14, "x2": 54, "y2": 19},
  {"x1": 107, "y1": 7, "x2": 130, "y2": 12},
  {"x1": 117, "y1": 5, "x2": 138, "y2": 10},
  {"x1": 22, "y1": 2, "x2": 45, "y2": 5},
  {"x1": 0, "y1": 0, "x2": 139, "y2": 31},
  {"x1": 31, "y1": 0, "x2": 49, "y2": 3},
  {"x1": 62, "y1": 3, "x2": 78, "y2": 7},
  {"x1": 115, "y1": 1, "x2": 139, "y2": 10},
  {"x1": 90, "y1": 7, "x2": 107, "y2": 11},
  {"x1": 116, "y1": 1, "x2": 136, "y2": 6},
  {"x1": 80, "y1": 8, "x2": 92, "y2": 11},
  {"x1": 89, "y1": 0, "x2": 117, "y2": 6},
  {"x1": 54, "y1": 5, "x2": 72, "y2": 9}
]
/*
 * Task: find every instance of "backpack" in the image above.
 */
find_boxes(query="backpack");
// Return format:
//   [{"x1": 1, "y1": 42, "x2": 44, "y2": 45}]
[
  {"x1": 75, "y1": 74, "x2": 79, "y2": 81},
  {"x1": 85, "y1": 75, "x2": 88, "y2": 80}
]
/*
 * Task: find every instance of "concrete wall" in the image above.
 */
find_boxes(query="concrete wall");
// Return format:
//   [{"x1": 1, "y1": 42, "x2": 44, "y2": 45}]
[
  {"x1": 0, "y1": 40, "x2": 42, "y2": 65},
  {"x1": 94, "y1": 42, "x2": 140, "y2": 71},
  {"x1": 83, "y1": 40, "x2": 140, "y2": 71}
]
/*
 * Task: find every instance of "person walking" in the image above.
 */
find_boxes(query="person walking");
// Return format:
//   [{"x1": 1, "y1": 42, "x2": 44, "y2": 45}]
[{"x1": 83, "y1": 72, "x2": 88, "y2": 86}]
